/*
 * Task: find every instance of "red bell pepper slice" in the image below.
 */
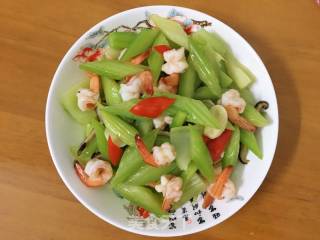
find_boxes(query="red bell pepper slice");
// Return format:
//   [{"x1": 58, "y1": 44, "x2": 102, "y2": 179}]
[
  {"x1": 154, "y1": 45, "x2": 171, "y2": 55},
  {"x1": 207, "y1": 129, "x2": 233, "y2": 162},
  {"x1": 130, "y1": 97, "x2": 175, "y2": 118},
  {"x1": 108, "y1": 136, "x2": 123, "y2": 166},
  {"x1": 135, "y1": 135, "x2": 158, "y2": 167}
]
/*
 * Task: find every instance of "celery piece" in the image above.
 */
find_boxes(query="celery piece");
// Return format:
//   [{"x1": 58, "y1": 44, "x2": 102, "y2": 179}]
[
  {"x1": 148, "y1": 33, "x2": 169, "y2": 84},
  {"x1": 80, "y1": 60, "x2": 147, "y2": 80},
  {"x1": 190, "y1": 127, "x2": 214, "y2": 181},
  {"x1": 91, "y1": 119, "x2": 108, "y2": 159},
  {"x1": 194, "y1": 86, "x2": 216, "y2": 100},
  {"x1": 85, "y1": 123, "x2": 93, "y2": 137},
  {"x1": 101, "y1": 76, "x2": 122, "y2": 106},
  {"x1": 149, "y1": 14, "x2": 189, "y2": 49},
  {"x1": 239, "y1": 88, "x2": 256, "y2": 105},
  {"x1": 158, "y1": 92, "x2": 222, "y2": 129},
  {"x1": 170, "y1": 126, "x2": 192, "y2": 170},
  {"x1": 220, "y1": 71, "x2": 233, "y2": 88},
  {"x1": 181, "y1": 162, "x2": 197, "y2": 185},
  {"x1": 127, "y1": 162, "x2": 177, "y2": 185},
  {"x1": 115, "y1": 184, "x2": 168, "y2": 216},
  {"x1": 240, "y1": 129, "x2": 263, "y2": 159},
  {"x1": 171, "y1": 111, "x2": 187, "y2": 128},
  {"x1": 108, "y1": 32, "x2": 137, "y2": 50},
  {"x1": 225, "y1": 56, "x2": 253, "y2": 89},
  {"x1": 111, "y1": 130, "x2": 158, "y2": 187},
  {"x1": 61, "y1": 80, "x2": 97, "y2": 124},
  {"x1": 189, "y1": 38, "x2": 222, "y2": 97},
  {"x1": 191, "y1": 29, "x2": 229, "y2": 56},
  {"x1": 242, "y1": 104, "x2": 268, "y2": 127},
  {"x1": 178, "y1": 56, "x2": 197, "y2": 97},
  {"x1": 135, "y1": 118, "x2": 153, "y2": 136},
  {"x1": 155, "y1": 134, "x2": 170, "y2": 146},
  {"x1": 76, "y1": 138, "x2": 97, "y2": 165},
  {"x1": 98, "y1": 109, "x2": 138, "y2": 146},
  {"x1": 172, "y1": 173, "x2": 207, "y2": 209},
  {"x1": 120, "y1": 28, "x2": 159, "y2": 61},
  {"x1": 222, "y1": 126, "x2": 240, "y2": 168}
]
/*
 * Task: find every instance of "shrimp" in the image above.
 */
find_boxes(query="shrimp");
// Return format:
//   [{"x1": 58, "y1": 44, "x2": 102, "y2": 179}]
[
  {"x1": 74, "y1": 159, "x2": 113, "y2": 187},
  {"x1": 155, "y1": 175, "x2": 183, "y2": 211},
  {"x1": 202, "y1": 166, "x2": 233, "y2": 208},
  {"x1": 158, "y1": 73, "x2": 180, "y2": 93},
  {"x1": 130, "y1": 49, "x2": 151, "y2": 65},
  {"x1": 225, "y1": 105, "x2": 256, "y2": 132},
  {"x1": 89, "y1": 74, "x2": 100, "y2": 94},
  {"x1": 138, "y1": 70, "x2": 154, "y2": 95},
  {"x1": 77, "y1": 73, "x2": 100, "y2": 111}
]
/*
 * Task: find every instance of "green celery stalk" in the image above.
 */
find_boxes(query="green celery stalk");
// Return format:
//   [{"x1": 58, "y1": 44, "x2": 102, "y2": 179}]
[
  {"x1": 98, "y1": 109, "x2": 138, "y2": 146},
  {"x1": 80, "y1": 60, "x2": 147, "y2": 80},
  {"x1": 85, "y1": 123, "x2": 93, "y2": 137},
  {"x1": 190, "y1": 127, "x2": 214, "y2": 181},
  {"x1": 76, "y1": 138, "x2": 97, "y2": 165},
  {"x1": 155, "y1": 134, "x2": 170, "y2": 146},
  {"x1": 158, "y1": 92, "x2": 222, "y2": 129},
  {"x1": 135, "y1": 118, "x2": 153, "y2": 136},
  {"x1": 222, "y1": 126, "x2": 240, "y2": 168},
  {"x1": 194, "y1": 86, "x2": 216, "y2": 100},
  {"x1": 225, "y1": 54, "x2": 253, "y2": 89},
  {"x1": 181, "y1": 162, "x2": 197, "y2": 185},
  {"x1": 220, "y1": 71, "x2": 233, "y2": 88},
  {"x1": 171, "y1": 111, "x2": 187, "y2": 128},
  {"x1": 108, "y1": 32, "x2": 137, "y2": 49},
  {"x1": 239, "y1": 88, "x2": 256, "y2": 105},
  {"x1": 191, "y1": 29, "x2": 229, "y2": 56},
  {"x1": 189, "y1": 38, "x2": 222, "y2": 97},
  {"x1": 240, "y1": 129, "x2": 262, "y2": 159},
  {"x1": 149, "y1": 14, "x2": 189, "y2": 49},
  {"x1": 170, "y1": 126, "x2": 192, "y2": 170},
  {"x1": 172, "y1": 173, "x2": 207, "y2": 209},
  {"x1": 178, "y1": 56, "x2": 197, "y2": 97},
  {"x1": 120, "y1": 28, "x2": 159, "y2": 61},
  {"x1": 115, "y1": 184, "x2": 168, "y2": 216},
  {"x1": 61, "y1": 80, "x2": 97, "y2": 124},
  {"x1": 148, "y1": 33, "x2": 169, "y2": 84},
  {"x1": 127, "y1": 162, "x2": 177, "y2": 185},
  {"x1": 111, "y1": 130, "x2": 158, "y2": 187},
  {"x1": 101, "y1": 76, "x2": 122, "y2": 106},
  {"x1": 242, "y1": 104, "x2": 268, "y2": 127},
  {"x1": 91, "y1": 119, "x2": 108, "y2": 159}
]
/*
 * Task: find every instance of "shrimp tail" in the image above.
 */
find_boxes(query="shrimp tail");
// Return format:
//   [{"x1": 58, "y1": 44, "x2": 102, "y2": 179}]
[
  {"x1": 139, "y1": 70, "x2": 154, "y2": 95},
  {"x1": 159, "y1": 73, "x2": 180, "y2": 93},
  {"x1": 74, "y1": 161, "x2": 90, "y2": 186},
  {"x1": 225, "y1": 105, "x2": 256, "y2": 131},
  {"x1": 202, "y1": 193, "x2": 214, "y2": 209},
  {"x1": 162, "y1": 197, "x2": 173, "y2": 211}
]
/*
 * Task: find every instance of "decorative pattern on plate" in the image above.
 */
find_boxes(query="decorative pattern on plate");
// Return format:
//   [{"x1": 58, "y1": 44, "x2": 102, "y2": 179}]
[
  {"x1": 72, "y1": 8, "x2": 212, "y2": 62},
  {"x1": 123, "y1": 191, "x2": 244, "y2": 230}
]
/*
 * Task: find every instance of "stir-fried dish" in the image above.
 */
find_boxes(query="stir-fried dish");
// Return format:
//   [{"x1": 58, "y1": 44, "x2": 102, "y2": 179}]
[{"x1": 61, "y1": 13, "x2": 269, "y2": 217}]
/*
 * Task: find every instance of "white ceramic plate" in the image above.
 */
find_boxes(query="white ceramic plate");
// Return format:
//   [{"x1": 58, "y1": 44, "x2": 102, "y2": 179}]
[{"x1": 45, "y1": 5, "x2": 279, "y2": 237}]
